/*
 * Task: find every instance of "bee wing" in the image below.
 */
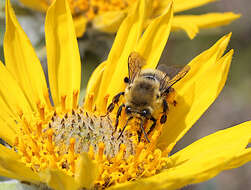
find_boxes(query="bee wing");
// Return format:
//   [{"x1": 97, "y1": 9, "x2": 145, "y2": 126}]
[
  {"x1": 160, "y1": 65, "x2": 190, "y2": 94},
  {"x1": 157, "y1": 64, "x2": 187, "y2": 79},
  {"x1": 128, "y1": 52, "x2": 146, "y2": 83}
]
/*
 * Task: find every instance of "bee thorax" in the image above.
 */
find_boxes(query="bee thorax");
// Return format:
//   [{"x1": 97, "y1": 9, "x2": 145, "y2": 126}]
[{"x1": 127, "y1": 79, "x2": 158, "y2": 107}]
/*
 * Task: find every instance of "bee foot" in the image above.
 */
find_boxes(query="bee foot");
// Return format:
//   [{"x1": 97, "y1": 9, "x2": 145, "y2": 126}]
[{"x1": 160, "y1": 115, "x2": 167, "y2": 124}]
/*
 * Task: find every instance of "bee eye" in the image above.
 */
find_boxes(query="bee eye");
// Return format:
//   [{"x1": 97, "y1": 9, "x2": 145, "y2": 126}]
[
  {"x1": 156, "y1": 95, "x2": 160, "y2": 99},
  {"x1": 124, "y1": 77, "x2": 130, "y2": 83},
  {"x1": 164, "y1": 88, "x2": 170, "y2": 94},
  {"x1": 125, "y1": 106, "x2": 132, "y2": 114},
  {"x1": 141, "y1": 109, "x2": 150, "y2": 117}
]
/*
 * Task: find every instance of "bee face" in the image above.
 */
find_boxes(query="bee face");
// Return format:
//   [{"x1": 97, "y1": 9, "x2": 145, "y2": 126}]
[
  {"x1": 124, "y1": 77, "x2": 160, "y2": 118},
  {"x1": 124, "y1": 104, "x2": 151, "y2": 118}
]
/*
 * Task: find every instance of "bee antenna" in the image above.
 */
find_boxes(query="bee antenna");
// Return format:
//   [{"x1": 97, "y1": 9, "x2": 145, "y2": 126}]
[
  {"x1": 117, "y1": 116, "x2": 133, "y2": 140},
  {"x1": 163, "y1": 76, "x2": 183, "y2": 95},
  {"x1": 139, "y1": 118, "x2": 150, "y2": 143},
  {"x1": 167, "y1": 79, "x2": 181, "y2": 90}
]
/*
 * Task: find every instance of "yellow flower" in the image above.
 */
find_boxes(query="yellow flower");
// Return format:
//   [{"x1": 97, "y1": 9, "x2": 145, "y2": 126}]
[
  {"x1": 19, "y1": 0, "x2": 240, "y2": 38},
  {"x1": 0, "y1": 0, "x2": 250, "y2": 190}
]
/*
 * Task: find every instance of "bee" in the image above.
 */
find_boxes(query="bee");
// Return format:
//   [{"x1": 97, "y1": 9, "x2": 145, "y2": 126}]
[{"x1": 107, "y1": 52, "x2": 190, "y2": 142}]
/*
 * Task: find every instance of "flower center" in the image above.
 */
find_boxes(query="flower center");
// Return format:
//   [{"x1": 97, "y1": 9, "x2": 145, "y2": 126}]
[
  {"x1": 13, "y1": 95, "x2": 171, "y2": 189},
  {"x1": 49, "y1": 108, "x2": 136, "y2": 159},
  {"x1": 47, "y1": 0, "x2": 160, "y2": 21},
  {"x1": 45, "y1": 0, "x2": 135, "y2": 20}
]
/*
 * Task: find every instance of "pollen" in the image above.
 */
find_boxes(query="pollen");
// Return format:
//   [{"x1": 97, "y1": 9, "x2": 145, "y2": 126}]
[{"x1": 13, "y1": 94, "x2": 171, "y2": 189}]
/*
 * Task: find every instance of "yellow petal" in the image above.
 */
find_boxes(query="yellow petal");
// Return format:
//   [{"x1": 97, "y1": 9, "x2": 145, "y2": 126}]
[
  {"x1": 172, "y1": 13, "x2": 240, "y2": 39},
  {"x1": 0, "y1": 61, "x2": 32, "y2": 116},
  {"x1": 0, "y1": 63, "x2": 20, "y2": 145},
  {"x1": 19, "y1": 0, "x2": 48, "y2": 12},
  {"x1": 40, "y1": 169, "x2": 79, "y2": 190},
  {"x1": 227, "y1": 148, "x2": 251, "y2": 169},
  {"x1": 75, "y1": 153, "x2": 98, "y2": 189},
  {"x1": 152, "y1": 0, "x2": 171, "y2": 17},
  {"x1": 92, "y1": 10, "x2": 127, "y2": 33},
  {"x1": 85, "y1": 61, "x2": 106, "y2": 96},
  {"x1": 0, "y1": 145, "x2": 40, "y2": 184},
  {"x1": 157, "y1": 33, "x2": 233, "y2": 151},
  {"x1": 84, "y1": 61, "x2": 106, "y2": 111},
  {"x1": 4, "y1": 0, "x2": 50, "y2": 112},
  {"x1": 0, "y1": 80, "x2": 19, "y2": 119},
  {"x1": 74, "y1": 15, "x2": 88, "y2": 37},
  {"x1": 170, "y1": 121, "x2": 251, "y2": 166},
  {"x1": 0, "y1": 117, "x2": 16, "y2": 145},
  {"x1": 136, "y1": 1, "x2": 173, "y2": 69},
  {"x1": 107, "y1": 121, "x2": 251, "y2": 190},
  {"x1": 45, "y1": 0, "x2": 81, "y2": 111},
  {"x1": 174, "y1": 0, "x2": 216, "y2": 13},
  {"x1": 95, "y1": 0, "x2": 148, "y2": 111},
  {"x1": 161, "y1": 121, "x2": 251, "y2": 189},
  {"x1": 154, "y1": 0, "x2": 215, "y2": 16},
  {"x1": 0, "y1": 166, "x2": 19, "y2": 181}
]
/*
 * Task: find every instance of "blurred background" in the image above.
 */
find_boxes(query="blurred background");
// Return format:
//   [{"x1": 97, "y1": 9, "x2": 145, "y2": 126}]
[{"x1": 0, "y1": 0, "x2": 250, "y2": 189}]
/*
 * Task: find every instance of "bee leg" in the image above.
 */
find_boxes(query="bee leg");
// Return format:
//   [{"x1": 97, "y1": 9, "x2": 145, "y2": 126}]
[
  {"x1": 137, "y1": 130, "x2": 142, "y2": 142},
  {"x1": 147, "y1": 116, "x2": 157, "y2": 136},
  {"x1": 140, "y1": 118, "x2": 150, "y2": 143},
  {"x1": 160, "y1": 99, "x2": 168, "y2": 124},
  {"x1": 166, "y1": 87, "x2": 177, "y2": 106},
  {"x1": 117, "y1": 116, "x2": 133, "y2": 140},
  {"x1": 107, "y1": 92, "x2": 125, "y2": 114},
  {"x1": 113, "y1": 104, "x2": 125, "y2": 133}
]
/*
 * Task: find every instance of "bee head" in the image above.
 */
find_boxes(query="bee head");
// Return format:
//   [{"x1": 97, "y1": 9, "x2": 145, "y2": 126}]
[{"x1": 125, "y1": 105, "x2": 152, "y2": 119}]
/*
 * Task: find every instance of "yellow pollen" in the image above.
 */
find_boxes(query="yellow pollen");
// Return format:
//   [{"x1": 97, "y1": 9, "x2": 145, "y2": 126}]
[
  {"x1": 98, "y1": 142, "x2": 105, "y2": 161},
  {"x1": 37, "y1": 102, "x2": 46, "y2": 120},
  {"x1": 73, "y1": 90, "x2": 79, "y2": 109},
  {"x1": 61, "y1": 95, "x2": 67, "y2": 112},
  {"x1": 84, "y1": 93, "x2": 94, "y2": 112},
  {"x1": 102, "y1": 95, "x2": 109, "y2": 114},
  {"x1": 88, "y1": 145, "x2": 95, "y2": 160},
  {"x1": 13, "y1": 97, "x2": 171, "y2": 189},
  {"x1": 36, "y1": 122, "x2": 42, "y2": 136},
  {"x1": 116, "y1": 144, "x2": 126, "y2": 161}
]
